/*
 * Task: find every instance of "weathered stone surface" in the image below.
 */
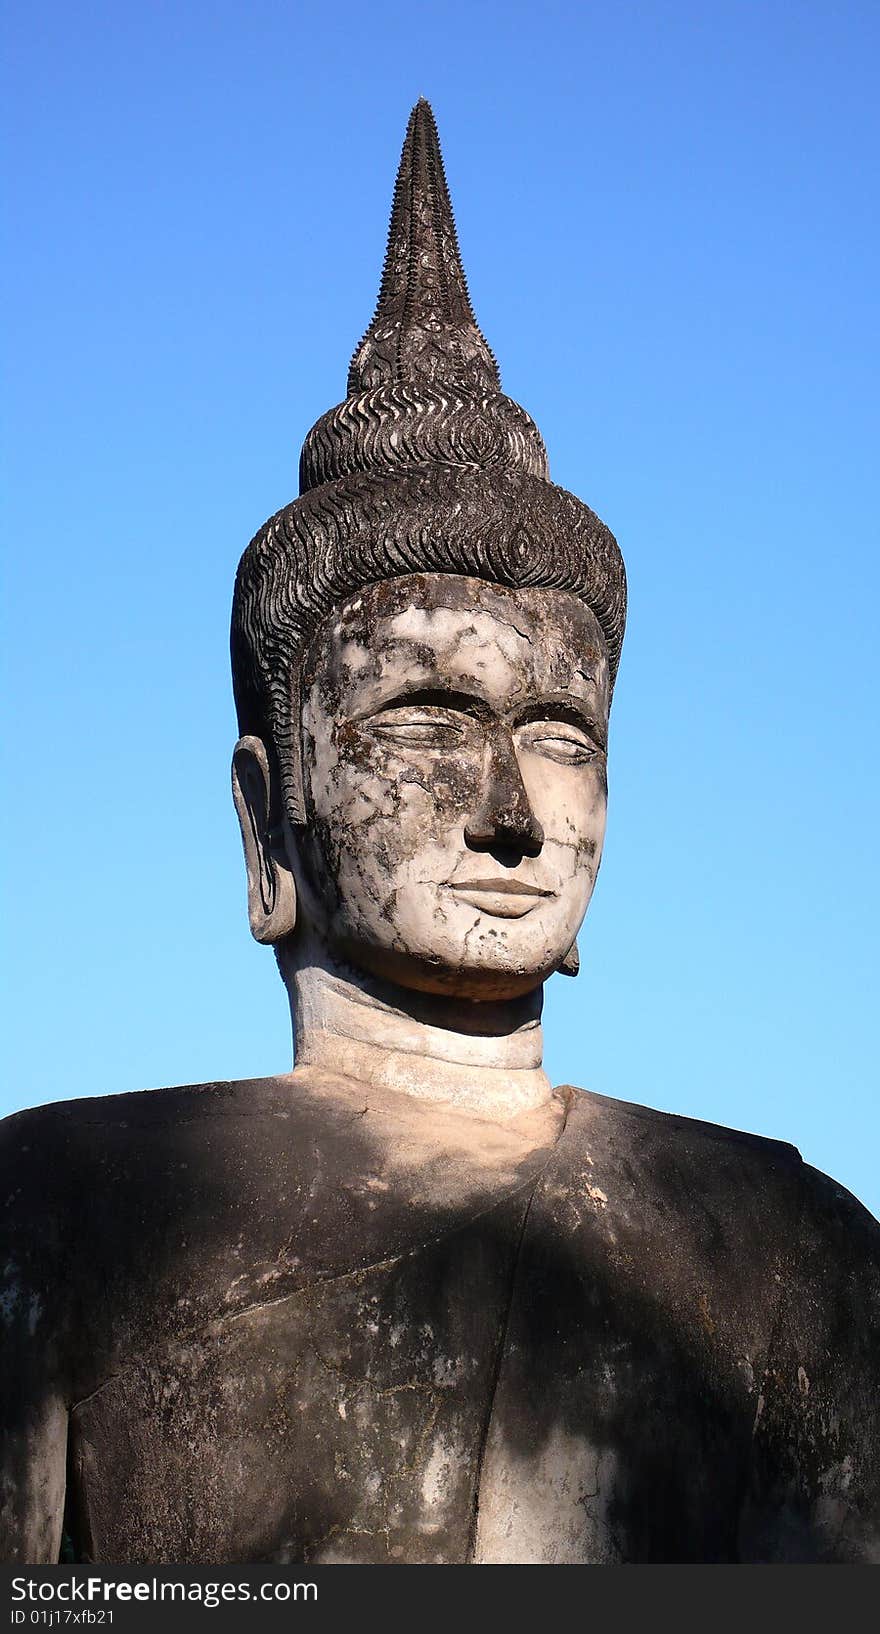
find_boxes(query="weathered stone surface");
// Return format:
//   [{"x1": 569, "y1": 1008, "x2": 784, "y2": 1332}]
[
  {"x1": 3, "y1": 1076, "x2": 878, "y2": 1563},
  {"x1": 293, "y1": 575, "x2": 608, "y2": 1004},
  {"x1": 2, "y1": 98, "x2": 878, "y2": 1565}
]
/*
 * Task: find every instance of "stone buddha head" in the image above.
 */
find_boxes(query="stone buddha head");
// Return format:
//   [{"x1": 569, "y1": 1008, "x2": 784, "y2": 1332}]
[{"x1": 230, "y1": 102, "x2": 626, "y2": 1039}]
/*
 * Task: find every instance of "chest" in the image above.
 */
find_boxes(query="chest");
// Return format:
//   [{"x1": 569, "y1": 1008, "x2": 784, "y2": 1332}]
[{"x1": 66, "y1": 1178, "x2": 769, "y2": 1564}]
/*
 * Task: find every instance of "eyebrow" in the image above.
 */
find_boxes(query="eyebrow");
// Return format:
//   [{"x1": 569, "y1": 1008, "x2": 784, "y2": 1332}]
[
  {"x1": 514, "y1": 695, "x2": 608, "y2": 749},
  {"x1": 351, "y1": 686, "x2": 494, "y2": 723}
]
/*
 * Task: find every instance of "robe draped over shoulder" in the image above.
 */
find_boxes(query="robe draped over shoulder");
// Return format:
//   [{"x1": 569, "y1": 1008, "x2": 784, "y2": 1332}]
[{"x1": 2, "y1": 1077, "x2": 878, "y2": 1563}]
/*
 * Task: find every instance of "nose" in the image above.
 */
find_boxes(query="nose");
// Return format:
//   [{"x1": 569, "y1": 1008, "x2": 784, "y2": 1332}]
[{"x1": 464, "y1": 726, "x2": 545, "y2": 859}]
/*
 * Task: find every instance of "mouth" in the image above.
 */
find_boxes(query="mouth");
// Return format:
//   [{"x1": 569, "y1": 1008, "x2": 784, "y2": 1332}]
[{"x1": 447, "y1": 879, "x2": 555, "y2": 918}]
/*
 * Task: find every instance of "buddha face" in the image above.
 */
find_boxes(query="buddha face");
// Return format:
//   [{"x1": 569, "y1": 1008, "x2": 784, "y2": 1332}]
[{"x1": 289, "y1": 573, "x2": 609, "y2": 1001}]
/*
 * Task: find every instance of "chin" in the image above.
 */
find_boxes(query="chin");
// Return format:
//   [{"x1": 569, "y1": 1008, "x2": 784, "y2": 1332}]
[{"x1": 334, "y1": 931, "x2": 573, "y2": 1003}]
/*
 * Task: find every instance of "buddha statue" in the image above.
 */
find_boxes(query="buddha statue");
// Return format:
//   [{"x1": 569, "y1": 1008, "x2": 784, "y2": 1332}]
[{"x1": 2, "y1": 101, "x2": 878, "y2": 1567}]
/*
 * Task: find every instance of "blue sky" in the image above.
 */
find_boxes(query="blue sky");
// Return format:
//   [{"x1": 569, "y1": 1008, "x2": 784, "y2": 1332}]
[{"x1": 3, "y1": 1, "x2": 878, "y2": 1214}]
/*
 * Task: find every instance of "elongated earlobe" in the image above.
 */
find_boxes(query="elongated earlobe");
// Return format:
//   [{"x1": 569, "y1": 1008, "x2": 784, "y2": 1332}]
[{"x1": 232, "y1": 736, "x2": 297, "y2": 943}]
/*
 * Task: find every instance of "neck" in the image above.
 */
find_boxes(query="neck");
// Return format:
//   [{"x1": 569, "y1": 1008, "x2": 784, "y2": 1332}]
[{"x1": 281, "y1": 937, "x2": 551, "y2": 1118}]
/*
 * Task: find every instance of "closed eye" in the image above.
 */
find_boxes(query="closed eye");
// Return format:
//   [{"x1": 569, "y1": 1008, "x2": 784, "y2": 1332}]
[
  {"x1": 365, "y1": 707, "x2": 470, "y2": 749},
  {"x1": 515, "y1": 720, "x2": 601, "y2": 765}
]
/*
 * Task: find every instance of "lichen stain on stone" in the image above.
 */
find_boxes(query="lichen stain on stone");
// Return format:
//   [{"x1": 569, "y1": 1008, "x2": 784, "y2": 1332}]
[
  {"x1": 475, "y1": 1426, "x2": 620, "y2": 1564},
  {"x1": 0, "y1": 1262, "x2": 21, "y2": 1326},
  {"x1": 698, "y1": 1291, "x2": 717, "y2": 1337},
  {"x1": 419, "y1": 1431, "x2": 456, "y2": 1518}
]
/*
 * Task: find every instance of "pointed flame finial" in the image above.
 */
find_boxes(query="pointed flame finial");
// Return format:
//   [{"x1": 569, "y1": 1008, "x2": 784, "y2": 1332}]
[
  {"x1": 298, "y1": 100, "x2": 550, "y2": 493},
  {"x1": 348, "y1": 100, "x2": 500, "y2": 395}
]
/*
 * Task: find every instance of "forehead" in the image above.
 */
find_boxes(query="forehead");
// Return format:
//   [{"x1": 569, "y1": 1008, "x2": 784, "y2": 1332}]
[{"x1": 303, "y1": 574, "x2": 608, "y2": 714}]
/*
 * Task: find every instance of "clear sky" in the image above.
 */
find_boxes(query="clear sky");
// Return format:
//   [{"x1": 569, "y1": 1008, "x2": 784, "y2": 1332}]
[{"x1": 3, "y1": 1, "x2": 878, "y2": 1215}]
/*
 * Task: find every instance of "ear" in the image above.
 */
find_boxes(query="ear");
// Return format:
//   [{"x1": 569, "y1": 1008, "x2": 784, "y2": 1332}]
[
  {"x1": 231, "y1": 736, "x2": 297, "y2": 943},
  {"x1": 558, "y1": 939, "x2": 580, "y2": 977}
]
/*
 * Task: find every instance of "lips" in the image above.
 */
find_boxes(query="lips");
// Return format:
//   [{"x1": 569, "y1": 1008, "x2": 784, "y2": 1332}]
[
  {"x1": 450, "y1": 879, "x2": 551, "y2": 896},
  {"x1": 447, "y1": 878, "x2": 555, "y2": 918}
]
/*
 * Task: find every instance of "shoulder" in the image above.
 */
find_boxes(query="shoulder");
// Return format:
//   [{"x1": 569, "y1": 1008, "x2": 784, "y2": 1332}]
[
  {"x1": 558, "y1": 1082, "x2": 804, "y2": 1208},
  {"x1": 0, "y1": 1071, "x2": 370, "y2": 1186},
  {"x1": 560, "y1": 1082, "x2": 880, "y2": 1261},
  {"x1": 1, "y1": 1075, "x2": 293, "y2": 1147},
  {"x1": 0, "y1": 1078, "x2": 273, "y2": 1336},
  {"x1": 1, "y1": 1074, "x2": 380, "y2": 1401},
  {"x1": 561, "y1": 1080, "x2": 801, "y2": 1155},
  {"x1": 0, "y1": 1076, "x2": 316, "y2": 1339},
  {"x1": 532, "y1": 1086, "x2": 807, "y2": 1365},
  {"x1": 0, "y1": 1078, "x2": 248, "y2": 1161},
  {"x1": 0, "y1": 1070, "x2": 400, "y2": 1288},
  {"x1": 781, "y1": 1159, "x2": 880, "y2": 1362},
  {"x1": 796, "y1": 1158, "x2": 880, "y2": 1257},
  {"x1": 0, "y1": 1078, "x2": 284, "y2": 1237}
]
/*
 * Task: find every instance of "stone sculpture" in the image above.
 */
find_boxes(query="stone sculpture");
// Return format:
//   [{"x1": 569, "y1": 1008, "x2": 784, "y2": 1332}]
[{"x1": 2, "y1": 101, "x2": 878, "y2": 1566}]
